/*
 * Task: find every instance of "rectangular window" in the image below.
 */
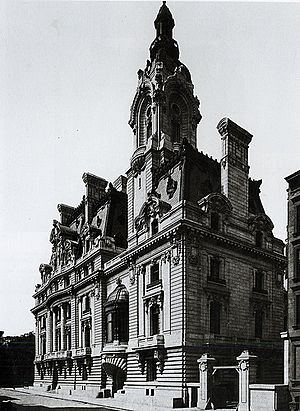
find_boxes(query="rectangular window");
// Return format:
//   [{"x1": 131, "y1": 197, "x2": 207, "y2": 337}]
[
  {"x1": 296, "y1": 295, "x2": 300, "y2": 327},
  {"x1": 146, "y1": 357, "x2": 157, "y2": 381},
  {"x1": 255, "y1": 311, "x2": 263, "y2": 338},
  {"x1": 210, "y1": 301, "x2": 221, "y2": 334},
  {"x1": 209, "y1": 257, "x2": 220, "y2": 281},
  {"x1": 296, "y1": 250, "x2": 300, "y2": 280},
  {"x1": 150, "y1": 263, "x2": 159, "y2": 284},
  {"x1": 254, "y1": 270, "x2": 264, "y2": 291},
  {"x1": 297, "y1": 205, "x2": 300, "y2": 234},
  {"x1": 150, "y1": 304, "x2": 160, "y2": 336}
]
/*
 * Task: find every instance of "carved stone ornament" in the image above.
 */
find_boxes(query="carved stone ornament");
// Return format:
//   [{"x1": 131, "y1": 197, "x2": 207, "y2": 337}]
[
  {"x1": 248, "y1": 213, "x2": 274, "y2": 234},
  {"x1": 166, "y1": 175, "x2": 177, "y2": 199},
  {"x1": 135, "y1": 192, "x2": 171, "y2": 233},
  {"x1": 239, "y1": 360, "x2": 249, "y2": 371},
  {"x1": 154, "y1": 348, "x2": 166, "y2": 374},
  {"x1": 136, "y1": 352, "x2": 145, "y2": 374},
  {"x1": 198, "y1": 193, "x2": 233, "y2": 216},
  {"x1": 188, "y1": 245, "x2": 199, "y2": 265}
]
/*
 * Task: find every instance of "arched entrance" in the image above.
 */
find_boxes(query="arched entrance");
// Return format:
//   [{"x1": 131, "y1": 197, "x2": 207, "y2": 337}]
[{"x1": 102, "y1": 355, "x2": 127, "y2": 395}]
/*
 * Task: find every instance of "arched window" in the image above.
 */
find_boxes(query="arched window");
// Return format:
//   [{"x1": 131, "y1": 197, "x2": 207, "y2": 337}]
[
  {"x1": 150, "y1": 304, "x2": 160, "y2": 336},
  {"x1": 210, "y1": 301, "x2": 221, "y2": 334},
  {"x1": 171, "y1": 103, "x2": 181, "y2": 143}
]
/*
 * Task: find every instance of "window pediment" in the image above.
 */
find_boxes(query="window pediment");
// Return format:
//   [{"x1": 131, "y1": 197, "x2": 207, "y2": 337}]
[
  {"x1": 198, "y1": 193, "x2": 232, "y2": 216},
  {"x1": 135, "y1": 193, "x2": 171, "y2": 232}
]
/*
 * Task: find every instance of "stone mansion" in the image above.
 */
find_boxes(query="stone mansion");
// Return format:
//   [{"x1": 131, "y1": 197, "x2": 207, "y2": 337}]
[{"x1": 32, "y1": 3, "x2": 286, "y2": 408}]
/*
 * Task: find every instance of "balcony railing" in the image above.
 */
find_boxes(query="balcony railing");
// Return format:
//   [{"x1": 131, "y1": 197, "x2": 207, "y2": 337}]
[
  {"x1": 137, "y1": 334, "x2": 164, "y2": 349},
  {"x1": 72, "y1": 347, "x2": 92, "y2": 358}
]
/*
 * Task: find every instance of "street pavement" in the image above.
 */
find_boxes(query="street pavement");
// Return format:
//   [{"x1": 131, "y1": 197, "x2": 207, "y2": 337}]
[
  {"x1": 0, "y1": 388, "x2": 126, "y2": 411},
  {"x1": 0, "y1": 388, "x2": 198, "y2": 411}
]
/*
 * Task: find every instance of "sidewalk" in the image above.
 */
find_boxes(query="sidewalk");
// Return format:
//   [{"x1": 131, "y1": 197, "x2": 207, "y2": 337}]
[{"x1": 0, "y1": 387, "x2": 197, "y2": 411}]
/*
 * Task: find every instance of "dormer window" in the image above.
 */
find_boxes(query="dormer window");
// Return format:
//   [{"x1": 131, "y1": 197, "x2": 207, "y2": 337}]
[{"x1": 151, "y1": 219, "x2": 158, "y2": 235}]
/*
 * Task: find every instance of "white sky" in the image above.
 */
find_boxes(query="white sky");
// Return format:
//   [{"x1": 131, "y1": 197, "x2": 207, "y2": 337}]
[{"x1": 1, "y1": 0, "x2": 300, "y2": 336}]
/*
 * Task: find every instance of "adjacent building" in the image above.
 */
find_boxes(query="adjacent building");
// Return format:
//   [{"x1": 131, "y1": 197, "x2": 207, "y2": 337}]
[
  {"x1": 32, "y1": 3, "x2": 286, "y2": 408},
  {"x1": 285, "y1": 170, "x2": 300, "y2": 409}
]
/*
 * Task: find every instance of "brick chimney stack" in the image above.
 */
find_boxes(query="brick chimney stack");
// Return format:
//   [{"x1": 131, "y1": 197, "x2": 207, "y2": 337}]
[
  {"x1": 82, "y1": 173, "x2": 108, "y2": 223},
  {"x1": 217, "y1": 118, "x2": 253, "y2": 223}
]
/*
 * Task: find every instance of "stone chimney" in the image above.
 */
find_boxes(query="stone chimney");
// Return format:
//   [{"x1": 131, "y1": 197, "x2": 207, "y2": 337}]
[
  {"x1": 217, "y1": 118, "x2": 253, "y2": 222},
  {"x1": 113, "y1": 175, "x2": 127, "y2": 193},
  {"x1": 82, "y1": 173, "x2": 108, "y2": 223},
  {"x1": 57, "y1": 204, "x2": 76, "y2": 225}
]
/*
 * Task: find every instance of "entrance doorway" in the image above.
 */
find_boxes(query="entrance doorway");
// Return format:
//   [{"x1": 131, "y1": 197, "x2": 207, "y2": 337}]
[
  {"x1": 52, "y1": 366, "x2": 58, "y2": 390},
  {"x1": 211, "y1": 366, "x2": 239, "y2": 409}
]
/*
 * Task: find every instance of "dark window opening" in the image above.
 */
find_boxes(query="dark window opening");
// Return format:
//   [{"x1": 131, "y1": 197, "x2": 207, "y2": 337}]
[
  {"x1": 210, "y1": 301, "x2": 221, "y2": 334},
  {"x1": 150, "y1": 304, "x2": 160, "y2": 336},
  {"x1": 296, "y1": 249, "x2": 300, "y2": 280},
  {"x1": 146, "y1": 357, "x2": 157, "y2": 382},
  {"x1": 297, "y1": 205, "x2": 300, "y2": 235},
  {"x1": 82, "y1": 365, "x2": 88, "y2": 381},
  {"x1": 65, "y1": 302, "x2": 71, "y2": 319},
  {"x1": 65, "y1": 276, "x2": 70, "y2": 287},
  {"x1": 151, "y1": 219, "x2": 158, "y2": 235},
  {"x1": 105, "y1": 307, "x2": 129, "y2": 343},
  {"x1": 255, "y1": 231, "x2": 263, "y2": 247},
  {"x1": 83, "y1": 295, "x2": 90, "y2": 313},
  {"x1": 211, "y1": 212, "x2": 220, "y2": 231},
  {"x1": 66, "y1": 329, "x2": 71, "y2": 350},
  {"x1": 210, "y1": 258, "x2": 220, "y2": 281},
  {"x1": 255, "y1": 311, "x2": 263, "y2": 338},
  {"x1": 84, "y1": 325, "x2": 90, "y2": 348},
  {"x1": 296, "y1": 295, "x2": 300, "y2": 327},
  {"x1": 254, "y1": 270, "x2": 264, "y2": 292},
  {"x1": 150, "y1": 263, "x2": 159, "y2": 284},
  {"x1": 171, "y1": 120, "x2": 180, "y2": 143}
]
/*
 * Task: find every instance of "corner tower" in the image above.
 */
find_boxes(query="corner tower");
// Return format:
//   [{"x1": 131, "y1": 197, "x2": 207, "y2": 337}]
[{"x1": 127, "y1": 2, "x2": 201, "y2": 245}]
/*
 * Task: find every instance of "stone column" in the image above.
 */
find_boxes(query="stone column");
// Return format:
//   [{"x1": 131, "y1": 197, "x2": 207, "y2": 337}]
[
  {"x1": 46, "y1": 311, "x2": 52, "y2": 353},
  {"x1": 236, "y1": 350, "x2": 257, "y2": 411},
  {"x1": 60, "y1": 304, "x2": 65, "y2": 351},
  {"x1": 35, "y1": 318, "x2": 39, "y2": 356},
  {"x1": 52, "y1": 310, "x2": 56, "y2": 351},
  {"x1": 197, "y1": 353, "x2": 216, "y2": 409},
  {"x1": 78, "y1": 297, "x2": 82, "y2": 347},
  {"x1": 91, "y1": 292, "x2": 95, "y2": 346}
]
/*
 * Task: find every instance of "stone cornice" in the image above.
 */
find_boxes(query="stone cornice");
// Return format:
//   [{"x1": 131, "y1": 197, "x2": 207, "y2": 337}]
[{"x1": 105, "y1": 217, "x2": 286, "y2": 276}]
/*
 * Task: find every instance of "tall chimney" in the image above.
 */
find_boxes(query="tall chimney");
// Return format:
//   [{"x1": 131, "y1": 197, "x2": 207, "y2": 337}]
[
  {"x1": 82, "y1": 173, "x2": 108, "y2": 223},
  {"x1": 217, "y1": 118, "x2": 252, "y2": 223}
]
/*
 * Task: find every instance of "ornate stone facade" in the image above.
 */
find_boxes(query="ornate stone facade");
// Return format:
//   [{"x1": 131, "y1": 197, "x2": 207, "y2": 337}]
[{"x1": 32, "y1": 3, "x2": 286, "y2": 408}]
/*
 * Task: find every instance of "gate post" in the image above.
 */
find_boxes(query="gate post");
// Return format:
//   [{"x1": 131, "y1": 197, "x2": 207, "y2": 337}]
[
  {"x1": 197, "y1": 353, "x2": 215, "y2": 409},
  {"x1": 236, "y1": 350, "x2": 257, "y2": 411}
]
